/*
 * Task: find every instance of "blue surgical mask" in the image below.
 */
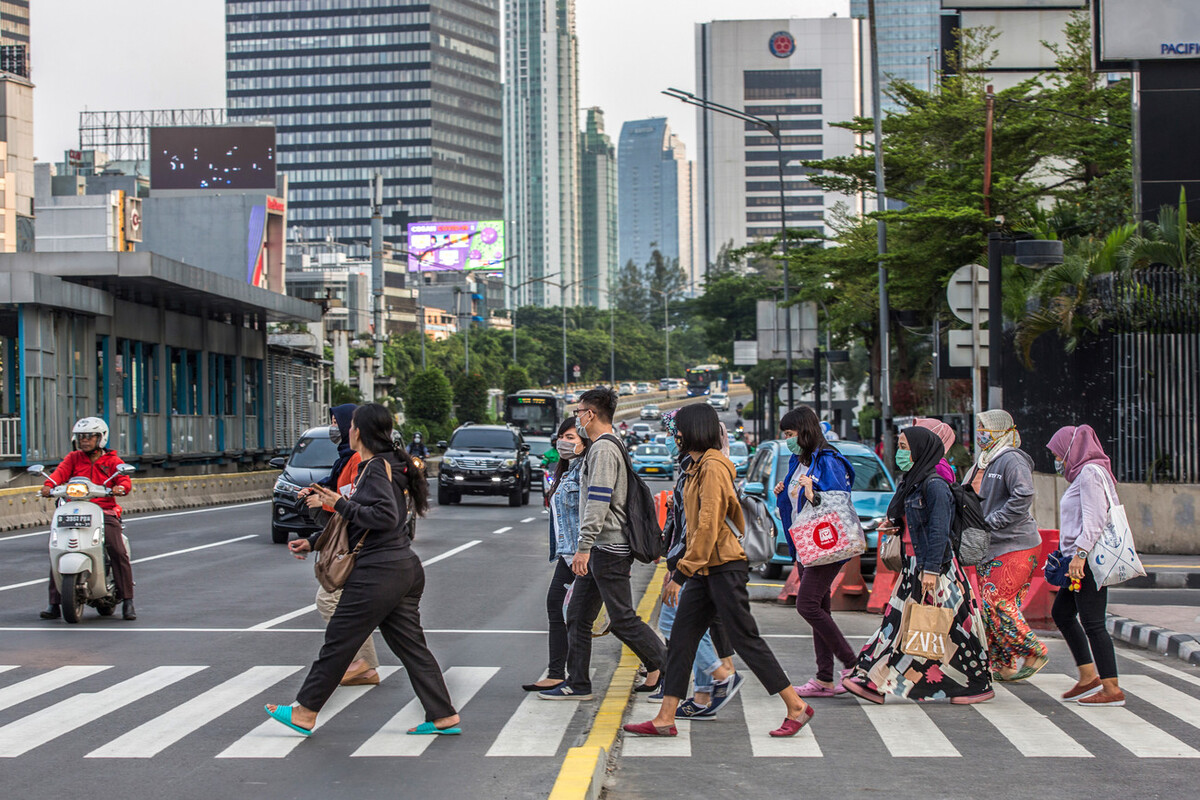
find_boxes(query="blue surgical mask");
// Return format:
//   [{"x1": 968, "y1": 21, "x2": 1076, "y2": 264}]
[
  {"x1": 785, "y1": 436, "x2": 802, "y2": 455},
  {"x1": 575, "y1": 412, "x2": 589, "y2": 441}
]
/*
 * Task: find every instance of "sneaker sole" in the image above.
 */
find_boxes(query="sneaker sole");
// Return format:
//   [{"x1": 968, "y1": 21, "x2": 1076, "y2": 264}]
[
  {"x1": 675, "y1": 714, "x2": 718, "y2": 721},
  {"x1": 1078, "y1": 698, "x2": 1125, "y2": 707},
  {"x1": 538, "y1": 693, "x2": 594, "y2": 701},
  {"x1": 1063, "y1": 685, "x2": 1103, "y2": 703}
]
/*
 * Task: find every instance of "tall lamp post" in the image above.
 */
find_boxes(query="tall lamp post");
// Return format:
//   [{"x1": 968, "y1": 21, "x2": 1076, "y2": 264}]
[
  {"x1": 502, "y1": 266, "x2": 553, "y2": 364},
  {"x1": 663, "y1": 87, "x2": 795, "y2": 409},
  {"x1": 649, "y1": 287, "x2": 672, "y2": 398},
  {"x1": 543, "y1": 277, "x2": 587, "y2": 390}
]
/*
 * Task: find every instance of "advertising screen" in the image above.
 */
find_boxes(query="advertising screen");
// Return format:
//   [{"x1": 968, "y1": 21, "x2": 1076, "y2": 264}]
[
  {"x1": 150, "y1": 126, "x2": 276, "y2": 191},
  {"x1": 406, "y1": 220, "x2": 506, "y2": 272},
  {"x1": 1097, "y1": 0, "x2": 1200, "y2": 63}
]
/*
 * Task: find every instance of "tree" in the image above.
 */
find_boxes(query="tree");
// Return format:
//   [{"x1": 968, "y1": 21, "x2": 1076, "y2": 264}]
[
  {"x1": 405, "y1": 368, "x2": 452, "y2": 424},
  {"x1": 615, "y1": 258, "x2": 649, "y2": 322},
  {"x1": 502, "y1": 364, "x2": 532, "y2": 395},
  {"x1": 453, "y1": 372, "x2": 490, "y2": 423},
  {"x1": 330, "y1": 380, "x2": 362, "y2": 406}
]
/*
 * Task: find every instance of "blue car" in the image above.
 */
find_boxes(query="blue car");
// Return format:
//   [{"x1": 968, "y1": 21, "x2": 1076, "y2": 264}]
[
  {"x1": 630, "y1": 443, "x2": 675, "y2": 480},
  {"x1": 727, "y1": 440, "x2": 750, "y2": 477},
  {"x1": 739, "y1": 439, "x2": 896, "y2": 579}
]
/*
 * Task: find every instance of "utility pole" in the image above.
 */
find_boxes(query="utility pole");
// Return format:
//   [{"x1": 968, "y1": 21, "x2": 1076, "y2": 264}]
[
  {"x1": 867, "y1": 0, "x2": 893, "y2": 462},
  {"x1": 370, "y1": 173, "x2": 384, "y2": 378}
]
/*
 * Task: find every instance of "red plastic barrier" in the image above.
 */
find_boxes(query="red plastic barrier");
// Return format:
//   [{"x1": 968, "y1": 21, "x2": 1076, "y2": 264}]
[
  {"x1": 830, "y1": 555, "x2": 869, "y2": 611},
  {"x1": 1021, "y1": 528, "x2": 1061, "y2": 628},
  {"x1": 777, "y1": 564, "x2": 801, "y2": 605},
  {"x1": 654, "y1": 490, "x2": 670, "y2": 530}
]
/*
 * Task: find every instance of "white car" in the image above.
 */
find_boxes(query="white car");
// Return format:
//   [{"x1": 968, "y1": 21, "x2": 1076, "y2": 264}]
[
  {"x1": 635, "y1": 382, "x2": 651, "y2": 394},
  {"x1": 618, "y1": 382, "x2": 635, "y2": 396},
  {"x1": 707, "y1": 392, "x2": 730, "y2": 412},
  {"x1": 640, "y1": 404, "x2": 662, "y2": 420}
]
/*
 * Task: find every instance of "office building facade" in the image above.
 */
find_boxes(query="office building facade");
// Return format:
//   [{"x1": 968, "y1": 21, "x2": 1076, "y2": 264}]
[
  {"x1": 617, "y1": 117, "x2": 698, "y2": 289},
  {"x1": 579, "y1": 107, "x2": 616, "y2": 309},
  {"x1": 695, "y1": 18, "x2": 867, "y2": 268},
  {"x1": 503, "y1": 0, "x2": 580, "y2": 308},
  {"x1": 850, "y1": 0, "x2": 941, "y2": 107},
  {"x1": 225, "y1": 0, "x2": 503, "y2": 250}
]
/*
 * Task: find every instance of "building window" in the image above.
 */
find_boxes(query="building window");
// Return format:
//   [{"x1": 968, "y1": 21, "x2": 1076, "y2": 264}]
[{"x1": 743, "y1": 70, "x2": 822, "y2": 100}]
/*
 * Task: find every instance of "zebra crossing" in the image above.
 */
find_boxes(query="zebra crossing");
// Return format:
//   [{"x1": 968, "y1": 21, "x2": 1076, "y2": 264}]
[{"x1": 0, "y1": 662, "x2": 1197, "y2": 761}]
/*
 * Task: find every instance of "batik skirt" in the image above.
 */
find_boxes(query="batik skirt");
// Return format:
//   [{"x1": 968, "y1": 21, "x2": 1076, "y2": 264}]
[
  {"x1": 853, "y1": 551, "x2": 992, "y2": 701},
  {"x1": 976, "y1": 546, "x2": 1047, "y2": 671}
]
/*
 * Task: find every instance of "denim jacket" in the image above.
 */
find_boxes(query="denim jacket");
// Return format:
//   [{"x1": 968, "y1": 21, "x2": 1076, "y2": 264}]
[
  {"x1": 548, "y1": 458, "x2": 584, "y2": 560},
  {"x1": 906, "y1": 476, "x2": 954, "y2": 575}
]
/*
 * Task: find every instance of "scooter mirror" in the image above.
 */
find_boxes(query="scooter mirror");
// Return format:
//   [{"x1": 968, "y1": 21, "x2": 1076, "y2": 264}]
[
  {"x1": 27, "y1": 464, "x2": 45, "y2": 474},
  {"x1": 116, "y1": 464, "x2": 136, "y2": 474}
]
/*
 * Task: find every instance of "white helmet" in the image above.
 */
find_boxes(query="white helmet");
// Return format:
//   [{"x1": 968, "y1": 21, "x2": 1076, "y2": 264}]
[{"x1": 72, "y1": 416, "x2": 110, "y2": 449}]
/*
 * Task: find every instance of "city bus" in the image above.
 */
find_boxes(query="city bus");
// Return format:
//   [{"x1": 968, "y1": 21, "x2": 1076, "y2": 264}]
[
  {"x1": 685, "y1": 364, "x2": 721, "y2": 397},
  {"x1": 503, "y1": 390, "x2": 564, "y2": 437}
]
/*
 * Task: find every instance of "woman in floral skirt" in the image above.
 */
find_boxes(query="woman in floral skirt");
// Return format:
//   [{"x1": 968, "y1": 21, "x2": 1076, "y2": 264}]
[{"x1": 843, "y1": 426, "x2": 993, "y2": 704}]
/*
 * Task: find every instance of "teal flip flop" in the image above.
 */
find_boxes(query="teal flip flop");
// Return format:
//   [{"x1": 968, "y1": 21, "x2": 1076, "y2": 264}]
[
  {"x1": 264, "y1": 704, "x2": 313, "y2": 737},
  {"x1": 407, "y1": 721, "x2": 461, "y2": 736}
]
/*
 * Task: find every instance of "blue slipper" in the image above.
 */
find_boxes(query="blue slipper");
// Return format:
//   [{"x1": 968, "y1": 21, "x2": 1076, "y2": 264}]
[
  {"x1": 264, "y1": 704, "x2": 313, "y2": 737},
  {"x1": 407, "y1": 721, "x2": 461, "y2": 736}
]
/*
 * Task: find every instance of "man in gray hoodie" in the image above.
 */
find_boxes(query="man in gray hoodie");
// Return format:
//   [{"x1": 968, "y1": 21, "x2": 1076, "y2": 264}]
[{"x1": 540, "y1": 387, "x2": 667, "y2": 700}]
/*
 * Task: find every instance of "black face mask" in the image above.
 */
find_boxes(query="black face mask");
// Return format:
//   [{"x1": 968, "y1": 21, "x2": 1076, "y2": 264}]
[{"x1": 329, "y1": 424, "x2": 342, "y2": 445}]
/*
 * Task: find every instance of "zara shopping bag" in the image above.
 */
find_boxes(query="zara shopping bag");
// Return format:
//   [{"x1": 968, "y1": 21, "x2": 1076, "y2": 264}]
[
  {"x1": 789, "y1": 490, "x2": 866, "y2": 568},
  {"x1": 1084, "y1": 464, "x2": 1146, "y2": 589},
  {"x1": 899, "y1": 600, "x2": 955, "y2": 662}
]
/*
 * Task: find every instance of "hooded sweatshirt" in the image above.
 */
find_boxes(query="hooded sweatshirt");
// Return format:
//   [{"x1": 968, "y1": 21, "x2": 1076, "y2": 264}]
[
  {"x1": 974, "y1": 448, "x2": 1041, "y2": 561},
  {"x1": 672, "y1": 449, "x2": 746, "y2": 586}
]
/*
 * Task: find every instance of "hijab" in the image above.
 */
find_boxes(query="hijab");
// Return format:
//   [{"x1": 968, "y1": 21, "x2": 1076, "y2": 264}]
[
  {"x1": 328, "y1": 403, "x2": 357, "y2": 484},
  {"x1": 914, "y1": 417, "x2": 955, "y2": 454},
  {"x1": 1048, "y1": 424, "x2": 1115, "y2": 484},
  {"x1": 975, "y1": 408, "x2": 1020, "y2": 470},
  {"x1": 886, "y1": 426, "x2": 945, "y2": 524}
]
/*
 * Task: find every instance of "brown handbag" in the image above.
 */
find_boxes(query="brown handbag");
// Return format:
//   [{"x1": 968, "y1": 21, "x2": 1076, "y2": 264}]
[
  {"x1": 879, "y1": 532, "x2": 904, "y2": 573},
  {"x1": 313, "y1": 459, "x2": 392, "y2": 592}
]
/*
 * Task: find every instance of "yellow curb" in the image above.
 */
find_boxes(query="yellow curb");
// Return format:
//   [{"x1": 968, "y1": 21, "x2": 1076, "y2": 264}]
[{"x1": 547, "y1": 561, "x2": 666, "y2": 800}]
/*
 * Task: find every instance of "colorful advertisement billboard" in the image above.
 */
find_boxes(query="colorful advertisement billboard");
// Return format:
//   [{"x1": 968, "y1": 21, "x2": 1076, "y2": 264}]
[{"x1": 406, "y1": 220, "x2": 506, "y2": 272}]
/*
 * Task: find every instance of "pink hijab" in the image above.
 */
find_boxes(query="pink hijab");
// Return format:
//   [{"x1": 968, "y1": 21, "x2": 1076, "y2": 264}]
[
  {"x1": 1047, "y1": 424, "x2": 1115, "y2": 484},
  {"x1": 914, "y1": 418, "x2": 955, "y2": 454}
]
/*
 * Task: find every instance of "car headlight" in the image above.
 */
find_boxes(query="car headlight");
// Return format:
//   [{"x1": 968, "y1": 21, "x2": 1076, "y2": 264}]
[
  {"x1": 502, "y1": 458, "x2": 516, "y2": 468},
  {"x1": 443, "y1": 457, "x2": 457, "y2": 468},
  {"x1": 275, "y1": 477, "x2": 302, "y2": 494}
]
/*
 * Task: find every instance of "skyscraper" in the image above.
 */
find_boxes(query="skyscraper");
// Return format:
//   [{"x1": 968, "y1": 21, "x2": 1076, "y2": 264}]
[
  {"x1": 503, "y1": 0, "x2": 580, "y2": 308},
  {"x1": 0, "y1": 1, "x2": 29, "y2": 77},
  {"x1": 851, "y1": 0, "x2": 941, "y2": 109},
  {"x1": 695, "y1": 18, "x2": 867, "y2": 267},
  {"x1": 617, "y1": 117, "x2": 697, "y2": 289},
  {"x1": 0, "y1": 0, "x2": 31, "y2": 252},
  {"x1": 225, "y1": 1, "x2": 503, "y2": 250},
  {"x1": 579, "y1": 108, "x2": 617, "y2": 309}
]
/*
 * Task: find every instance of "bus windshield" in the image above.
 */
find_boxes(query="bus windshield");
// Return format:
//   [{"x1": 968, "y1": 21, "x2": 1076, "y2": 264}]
[{"x1": 504, "y1": 396, "x2": 560, "y2": 436}]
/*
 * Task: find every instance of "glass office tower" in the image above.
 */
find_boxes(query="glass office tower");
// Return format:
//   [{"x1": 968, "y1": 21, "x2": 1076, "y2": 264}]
[{"x1": 851, "y1": 0, "x2": 941, "y2": 109}]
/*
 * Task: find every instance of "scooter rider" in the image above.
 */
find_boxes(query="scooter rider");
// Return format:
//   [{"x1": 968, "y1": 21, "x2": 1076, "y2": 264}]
[
  {"x1": 407, "y1": 432, "x2": 428, "y2": 459},
  {"x1": 39, "y1": 417, "x2": 136, "y2": 621}
]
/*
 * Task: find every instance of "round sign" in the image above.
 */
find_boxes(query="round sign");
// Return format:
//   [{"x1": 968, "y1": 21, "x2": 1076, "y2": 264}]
[
  {"x1": 812, "y1": 522, "x2": 838, "y2": 550},
  {"x1": 768, "y1": 30, "x2": 795, "y2": 59}
]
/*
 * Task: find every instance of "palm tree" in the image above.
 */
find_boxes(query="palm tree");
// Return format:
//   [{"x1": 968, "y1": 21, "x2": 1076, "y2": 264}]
[{"x1": 1122, "y1": 189, "x2": 1200, "y2": 274}]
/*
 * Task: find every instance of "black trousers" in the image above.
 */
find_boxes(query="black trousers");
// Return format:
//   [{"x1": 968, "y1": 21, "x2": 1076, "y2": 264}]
[
  {"x1": 1052, "y1": 560, "x2": 1118, "y2": 680},
  {"x1": 297, "y1": 558, "x2": 456, "y2": 720},
  {"x1": 664, "y1": 564, "x2": 790, "y2": 698},
  {"x1": 566, "y1": 549, "x2": 666, "y2": 694},
  {"x1": 48, "y1": 514, "x2": 133, "y2": 602},
  {"x1": 545, "y1": 558, "x2": 576, "y2": 680},
  {"x1": 708, "y1": 616, "x2": 734, "y2": 660}
]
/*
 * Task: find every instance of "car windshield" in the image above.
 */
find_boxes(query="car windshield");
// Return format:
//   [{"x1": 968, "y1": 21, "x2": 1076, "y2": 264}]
[
  {"x1": 729, "y1": 442, "x2": 748, "y2": 457},
  {"x1": 633, "y1": 424, "x2": 651, "y2": 431},
  {"x1": 289, "y1": 434, "x2": 338, "y2": 468},
  {"x1": 712, "y1": 394, "x2": 726, "y2": 399},
  {"x1": 525, "y1": 439, "x2": 554, "y2": 456},
  {"x1": 636, "y1": 445, "x2": 668, "y2": 456},
  {"x1": 644, "y1": 405, "x2": 658, "y2": 411},
  {"x1": 451, "y1": 429, "x2": 517, "y2": 449},
  {"x1": 774, "y1": 450, "x2": 895, "y2": 492}
]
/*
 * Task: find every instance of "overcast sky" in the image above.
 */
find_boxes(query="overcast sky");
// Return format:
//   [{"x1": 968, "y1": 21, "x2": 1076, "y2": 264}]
[{"x1": 33, "y1": 0, "x2": 848, "y2": 163}]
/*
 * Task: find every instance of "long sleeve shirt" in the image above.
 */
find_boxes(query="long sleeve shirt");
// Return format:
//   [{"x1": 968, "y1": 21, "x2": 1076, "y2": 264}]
[
  {"x1": 327, "y1": 452, "x2": 416, "y2": 565},
  {"x1": 673, "y1": 449, "x2": 746, "y2": 585},
  {"x1": 975, "y1": 448, "x2": 1041, "y2": 561},
  {"x1": 549, "y1": 458, "x2": 584, "y2": 560},
  {"x1": 1059, "y1": 464, "x2": 1115, "y2": 558},
  {"x1": 776, "y1": 449, "x2": 855, "y2": 561},
  {"x1": 44, "y1": 449, "x2": 132, "y2": 516},
  {"x1": 576, "y1": 433, "x2": 629, "y2": 555}
]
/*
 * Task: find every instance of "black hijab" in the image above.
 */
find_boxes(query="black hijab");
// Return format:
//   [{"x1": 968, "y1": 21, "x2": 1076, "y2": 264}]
[
  {"x1": 885, "y1": 426, "x2": 945, "y2": 524},
  {"x1": 326, "y1": 403, "x2": 358, "y2": 486}
]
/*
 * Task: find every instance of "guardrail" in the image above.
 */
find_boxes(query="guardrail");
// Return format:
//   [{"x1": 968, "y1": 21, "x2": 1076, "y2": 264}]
[{"x1": 0, "y1": 417, "x2": 19, "y2": 459}]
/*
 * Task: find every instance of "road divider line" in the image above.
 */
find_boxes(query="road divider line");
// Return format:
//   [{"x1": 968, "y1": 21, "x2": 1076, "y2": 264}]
[
  {"x1": 492, "y1": 527, "x2": 512, "y2": 535},
  {"x1": 249, "y1": 604, "x2": 318, "y2": 631},
  {"x1": 548, "y1": 562, "x2": 665, "y2": 800},
  {"x1": 132, "y1": 535, "x2": 257, "y2": 564},
  {"x1": 0, "y1": 579, "x2": 44, "y2": 593},
  {"x1": 0, "y1": 626, "x2": 549, "y2": 634},
  {"x1": 421, "y1": 539, "x2": 481, "y2": 566},
  {"x1": 0, "y1": 501, "x2": 272, "y2": 543},
  {"x1": 521, "y1": 517, "x2": 536, "y2": 523}
]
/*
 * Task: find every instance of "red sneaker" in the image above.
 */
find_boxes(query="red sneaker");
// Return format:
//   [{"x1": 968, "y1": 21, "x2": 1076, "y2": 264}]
[
  {"x1": 769, "y1": 705, "x2": 815, "y2": 737},
  {"x1": 622, "y1": 720, "x2": 677, "y2": 737}
]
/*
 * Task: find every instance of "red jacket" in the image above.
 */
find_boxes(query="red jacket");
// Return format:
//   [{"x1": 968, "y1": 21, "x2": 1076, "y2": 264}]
[{"x1": 44, "y1": 449, "x2": 132, "y2": 516}]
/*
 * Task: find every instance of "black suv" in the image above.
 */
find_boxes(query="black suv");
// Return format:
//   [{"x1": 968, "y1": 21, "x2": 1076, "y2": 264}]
[{"x1": 437, "y1": 424, "x2": 531, "y2": 507}]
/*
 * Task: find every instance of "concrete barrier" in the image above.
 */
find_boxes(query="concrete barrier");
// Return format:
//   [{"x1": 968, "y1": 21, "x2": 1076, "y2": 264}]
[{"x1": 0, "y1": 470, "x2": 277, "y2": 533}]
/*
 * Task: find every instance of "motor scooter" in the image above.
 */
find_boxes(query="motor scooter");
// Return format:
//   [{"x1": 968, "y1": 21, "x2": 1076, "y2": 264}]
[{"x1": 28, "y1": 463, "x2": 136, "y2": 623}]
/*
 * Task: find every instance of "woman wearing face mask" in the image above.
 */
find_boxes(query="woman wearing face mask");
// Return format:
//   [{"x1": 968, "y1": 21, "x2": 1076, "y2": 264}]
[
  {"x1": 771, "y1": 407, "x2": 857, "y2": 697},
  {"x1": 964, "y1": 409, "x2": 1047, "y2": 683},
  {"x1": 522, "y1": 416, "x2": 590, "y2": 692},
  {"x1": 844, "y1": 426, "x2": 993, "y2": 705},
  {"x1": 1047, "y1": 425, "x2": 1124, "y2": 706}
]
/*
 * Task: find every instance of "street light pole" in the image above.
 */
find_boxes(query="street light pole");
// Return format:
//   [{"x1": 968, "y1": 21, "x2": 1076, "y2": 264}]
[
  {"x1": 650, "y1": 287, "x2": 671, "y2": 397},
  {"x1": 504, "y1": 269, "x2": 556, "y2": 366},
  {"x1": 867, "y1": 0, "x2": 894, "y2": 462}
]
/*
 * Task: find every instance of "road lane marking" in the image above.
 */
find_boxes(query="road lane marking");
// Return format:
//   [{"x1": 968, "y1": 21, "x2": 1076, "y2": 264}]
[
  {"x1": 352, "y1": 666, "x2": 498, "y2": 757},
  {"x1": 0, "y1": 666, "x2": 111, "y2": 713},
  {"x1": 854, "y1": 698, "x2": 960, "y2": 757},
  {"x1": 1119, "y1": 650, "x2": 1200, "y2": 688},
  {"x1": 0, "y1": 666, "x2": 205, "y2": 757},
  {"x1": 739, "y1": 674, "x2": 820, "y2": 757},
  {"x1": 132, "y1": 535, "x2": 258, "y2": 564},
  {"x1": 0, "y1": 501, "x2": 272, "y2": 542},
  {"x1": 86, "y1": 665, "x2": 303, "y2": 758},
  {"x1": 487, "y1": 669, "x2": 594, "y2": 757},
  {"x1": 971, "y1": 685, "x2": 1091, "y2": 757},
  {"x1": 0, "y1": 627, "x2": 549, "y2": 634},
  {"x1": 492, "y1": 527, "x2": 512, "y2": 535},
  {"x1": 0, "y1": 579, "x2": 43, "y2": 592},
  {"x1": 419, "y1": 539, "x2": 481, "y2": 566},
  {"x1": 521, "y1": 517, "x2": 536, "y2": 523},
  {"x1": 217, "y1": 666, "x2": 401, "y2": 758},
  {"x1": 1029, "y1": 674, "x2": 1200, "y2": 758},
  {"x1": 248, "y1": 605, "x2": 318, "y2": 631},
  {"x1": 1119, "y1": 674, "x2": 1200, "y2": 732}
]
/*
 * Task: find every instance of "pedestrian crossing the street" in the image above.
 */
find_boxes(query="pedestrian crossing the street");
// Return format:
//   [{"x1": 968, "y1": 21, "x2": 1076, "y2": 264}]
[{"x1": 0, "y1": 664, "x2": 1197, "y2": 761}]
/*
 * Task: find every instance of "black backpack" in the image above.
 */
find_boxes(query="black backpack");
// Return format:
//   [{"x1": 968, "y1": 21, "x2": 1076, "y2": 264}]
[
  {"x1": 946, "y1": 480, "x2": 990, "y2": 566},
  {"x1": 598, "y1": 433, "x2": 664, "y2": 563}
]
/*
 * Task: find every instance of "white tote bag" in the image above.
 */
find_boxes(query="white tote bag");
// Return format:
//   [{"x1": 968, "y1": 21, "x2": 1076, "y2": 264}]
[{"x1": 1085, "y1": 465, "x2": 1146, "y2": 588}]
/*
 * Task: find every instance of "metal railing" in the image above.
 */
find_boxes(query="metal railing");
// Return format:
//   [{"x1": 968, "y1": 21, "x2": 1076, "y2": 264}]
[
  {"x1": 222, "y1": 415, "x2": 243, "y2": 452},
  {"x1": 170, "y1": 415, "x2": 216, "y2": 455},
  {"x1": 0, "y1": 416, "x2": 20, "y2": 458}
]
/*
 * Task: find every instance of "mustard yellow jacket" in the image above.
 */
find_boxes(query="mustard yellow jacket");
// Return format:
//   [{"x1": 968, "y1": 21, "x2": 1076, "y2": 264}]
[{"x1": 674, "y1": 449, "x2": 746, "y2": 584}]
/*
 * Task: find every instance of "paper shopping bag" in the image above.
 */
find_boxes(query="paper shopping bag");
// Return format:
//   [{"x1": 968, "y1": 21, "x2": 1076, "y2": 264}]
[{"x1": 899, "y1": 601, "x2": 954, "y2": 662}]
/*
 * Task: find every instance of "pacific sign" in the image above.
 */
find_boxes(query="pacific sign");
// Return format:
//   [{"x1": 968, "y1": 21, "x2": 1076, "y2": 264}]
[{"x1": 1161, "y1": 42, "x2": 1200, "y2": 56}]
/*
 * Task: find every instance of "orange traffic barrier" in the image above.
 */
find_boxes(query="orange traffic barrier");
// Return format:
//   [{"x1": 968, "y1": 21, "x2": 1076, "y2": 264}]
[
  {"x1": 830, "y1": 556, "x2": 869, "y2": 611},
  {"x1": 867, "y1": 533, "x2": 902, "y2": 615},
  {"x1": 655, "y1": 490, "x2": 670, "y2": 530},
  {"x1": 777, "y1": 564, "x2": 801, "y2": 605},
  {"x1": 1021, "y1": 528, "x2": 1061, "y2": 628}
]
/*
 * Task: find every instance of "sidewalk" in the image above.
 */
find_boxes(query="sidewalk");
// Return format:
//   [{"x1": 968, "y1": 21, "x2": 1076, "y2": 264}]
[
  {"x1": 1107, "y1": 589, "x2": 1200, "y2": 667},
  {"x1": 1125, "y1": 554, "x2": 1200, "y2": 589}
]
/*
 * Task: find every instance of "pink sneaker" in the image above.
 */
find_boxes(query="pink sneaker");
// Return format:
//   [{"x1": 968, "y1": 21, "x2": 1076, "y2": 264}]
[{"x1": 794, "y1": 678, "x2": 843, "y2": 698}]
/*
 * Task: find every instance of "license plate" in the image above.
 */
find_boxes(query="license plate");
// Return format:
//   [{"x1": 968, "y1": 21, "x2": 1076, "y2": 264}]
[
  {"x1": 58, "y1": 514, "x2": 92, "y2": 528},
  {"x1": 645, "y1": 467, "x2": 660, "y2": 473}
]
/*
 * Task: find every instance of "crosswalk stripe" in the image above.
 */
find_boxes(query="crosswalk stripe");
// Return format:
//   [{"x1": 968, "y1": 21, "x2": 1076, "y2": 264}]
[
  {"x1": 622, "y1": 719, "x2": 692, "y2": 757},
  {"x1": 1029, "y1": 674, "x2": 1200, "y2": 758},
  {"x1": 741, "y1": 675, "x2": 820, "y2": 757},
  {"x1": 352, "y1": 666, "x2": 498, "y2": 757},
  {"x1": 86, "y1": 666, "x2": 303, "y2": 758},
  {"x1": 216, "y1": 666, "x2": 401, "y2": 759},
  {"x1": 0, "y1": 667, "x2": 15, "y2": 676},
  {"x1": 486, "y1": 670, "x2": 594, "y2": 758},
  {"x1": 0, "y1": 666, "x2": 204, "y2": 757},
  {"x1": 971, "y1": 685, "x2": 1092, "y2": 758},
  {"x1": 0, "y1": 666, "x2": 112, "y2": 714},
  {"x1": 1120, "y1": 650, "x2": 1200, "y2": 689},
  {"x1": 1120, "y1": 675, "x2": 1200, "y2": 732},
  {"x1": 855, "y1": 698, "x2": 960, "y2": 757}
]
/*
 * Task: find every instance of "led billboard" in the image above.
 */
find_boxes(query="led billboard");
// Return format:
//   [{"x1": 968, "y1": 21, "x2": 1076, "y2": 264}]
[
  {"x1": 1095, "y1": 0, "x2": 1200, "y2": 66},
  {"x1": 406, "y1": 220, "x2": 506, "y2": 272},
  {"x1": 150, "y1": 125, "x2": 277, "y2": 191}
]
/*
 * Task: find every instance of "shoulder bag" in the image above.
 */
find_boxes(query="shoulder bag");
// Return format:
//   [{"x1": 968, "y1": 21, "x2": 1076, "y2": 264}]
[
  {"x1": 1084, "y1": 464, "x2": 1146, "y2": 588},
  {"x1": 313, "y1": 458, "x2": 393, "y2": 592},
  {"x1": 789, "y1": 487, "x2": 866, "y2": 568}
]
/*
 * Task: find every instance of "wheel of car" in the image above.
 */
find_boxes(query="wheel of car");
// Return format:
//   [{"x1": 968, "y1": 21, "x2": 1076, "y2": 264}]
[
  {"x1": 437, "y1": 485, "x2": 451, "y2": 506},
  {"x1": 451, "y1": 492, "x2": 461, "y2": 504},
  {"x1": 521, "y1": 481, "x2": 530, "y2": 505},
  {"x1": 271, "y1": 524, "x2": 289, "y2": 544},
  {"x1": 508, "y1": 485, "x2": 522, "y2": 507},
  {"x1": 760, "y1": 562, "x2": 783, "y2": 580}
]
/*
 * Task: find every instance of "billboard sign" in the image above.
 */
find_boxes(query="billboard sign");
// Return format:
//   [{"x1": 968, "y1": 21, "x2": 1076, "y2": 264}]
[
  {"x1": 1095, "y1": 0, "x2": 1200, "y2": 65},
  {"x1": 406, "y1": 220, "x2": 506, "y2": 272},
  {"x1": 149, "y1": 125, "x2": 276, "y2": 191}
]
